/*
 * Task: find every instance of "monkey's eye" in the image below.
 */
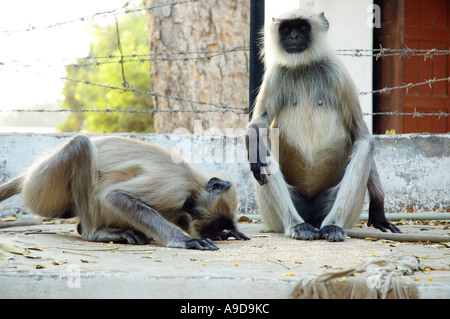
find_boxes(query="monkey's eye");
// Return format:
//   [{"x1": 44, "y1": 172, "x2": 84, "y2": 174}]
[
  {"x1": 281, "y1": 26, "x2": 291, "y2": 34},
  {"x1": 299, "y1": 25, "x2": 307, "y2": 32}
]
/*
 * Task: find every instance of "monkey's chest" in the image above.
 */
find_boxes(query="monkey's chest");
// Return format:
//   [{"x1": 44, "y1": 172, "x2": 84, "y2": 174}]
[{"x1": 272, "y1": 107, "x2": 351, "y2": 197}]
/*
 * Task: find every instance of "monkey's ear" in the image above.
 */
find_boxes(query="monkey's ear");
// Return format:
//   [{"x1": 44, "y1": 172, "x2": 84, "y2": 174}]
[
  {"x1": 206, "y1": 177, "x2": 231, "y2": 194},
  {"x1": 319, "y1": 12, "x2": 329, "y2": 31}
]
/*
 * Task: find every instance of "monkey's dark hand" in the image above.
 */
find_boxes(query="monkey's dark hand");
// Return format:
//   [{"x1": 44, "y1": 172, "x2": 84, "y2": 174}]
[
  {"x1": 216, "y1": 229, "x2": 251, "y2": 241},
  {"x1": 368, "y1": 217, "x2": 401, "y2": 233},
  {"x1": 185, "y1": 238, "x2": 219, "y2": 250},
  {"x1": 245, "y1": 125, "x2": 271, "y2": 186},
  {"x1": 319, "y1": 225, "x2": 346, "y2": 242},
  {"x1": 291, "y1": 223, "x2": 318, "y2": 240}
]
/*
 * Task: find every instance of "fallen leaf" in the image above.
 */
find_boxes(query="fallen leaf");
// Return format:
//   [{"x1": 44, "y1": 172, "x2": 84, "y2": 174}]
[
  {"x1": 238, "y1": 216, "x2": 252, "y2": 223},
  {"x1": 52, "y1": 259, "x2": 68, "y2": 265},
  {"x1": 0, "y1": 253, "x2": 13, "y2": 260},
  {"x1": 285, "y1": 272, "x2": 295, "y2": 276},
  {"x1": 0, "y1": 243, "x2": 30, "y2": 255}
]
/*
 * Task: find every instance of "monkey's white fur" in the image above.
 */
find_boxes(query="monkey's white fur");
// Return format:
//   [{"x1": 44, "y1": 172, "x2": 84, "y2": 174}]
[
  {"x1": 246, "y1": 9, "x2": 397, "y2": 241},
  {"x1": 0, "y1": 135, "x2": 246, "y2": 249},
  {"x1": 263, "y1": 9, "x2": 331, "y2": 69}
]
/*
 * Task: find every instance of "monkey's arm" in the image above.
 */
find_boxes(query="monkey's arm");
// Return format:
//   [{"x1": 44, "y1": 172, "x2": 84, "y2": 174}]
[
  {"x1": 245, "y1": 80, "x2": 276, "y2": 185},
  {"x1": 102, "y1": 190, "x2": 218, "y2": 250}
]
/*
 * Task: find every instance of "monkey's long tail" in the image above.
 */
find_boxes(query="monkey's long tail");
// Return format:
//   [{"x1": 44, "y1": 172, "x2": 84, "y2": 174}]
[{"x1": 0, "y1": 175, "x2": 24, "y2": 202}]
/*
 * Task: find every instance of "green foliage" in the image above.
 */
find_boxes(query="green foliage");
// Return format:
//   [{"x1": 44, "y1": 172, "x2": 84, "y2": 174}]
[{"x1": 59, "y1": 12, "x2": 154, "y2": 133}]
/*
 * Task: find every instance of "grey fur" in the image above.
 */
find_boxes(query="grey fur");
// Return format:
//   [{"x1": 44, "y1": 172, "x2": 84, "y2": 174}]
[
  {"x1": 245, "y1": 9, "x2": 399, "y2": 241},
  {"x1": 0, "y1": 135, "x2": 250, "y2": 249}
]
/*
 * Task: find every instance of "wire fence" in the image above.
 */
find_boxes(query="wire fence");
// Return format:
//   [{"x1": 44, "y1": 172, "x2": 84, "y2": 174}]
[{"x1": 0, "y1": 1, "x2": 449, "y2": 120}]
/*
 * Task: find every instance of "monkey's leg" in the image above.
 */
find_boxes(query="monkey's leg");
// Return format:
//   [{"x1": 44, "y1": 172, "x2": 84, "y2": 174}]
[
  {"x1": 255, "y1": 161, "x2": 318, "y2": 240},
  {"x1": 22, "y1": 135, "x2": 97, "y2": 234},
  {"x1": 367, "y1": 160, "x2": 400, "y2": 233},
  {"x1": 99, "y1": 190, "x2": 218, "y2": 250},
  {"x1": 246, "y1": 121, "x2": 316, "y2": 240},
  {"x1": 320, "y1": 136, "x2": 374, "y2": 241}
]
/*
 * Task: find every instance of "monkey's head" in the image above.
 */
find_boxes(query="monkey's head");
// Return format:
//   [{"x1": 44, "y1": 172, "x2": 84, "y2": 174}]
[
  {"x1": 264, "y1": 9, "x2": 330, "y2": 68},
  {"x1": 190, "y1": 176, "x2": 240, "y2": 240}
]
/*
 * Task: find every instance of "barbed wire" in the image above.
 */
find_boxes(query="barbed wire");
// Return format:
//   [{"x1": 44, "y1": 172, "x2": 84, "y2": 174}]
[
  {"x1": 60, "y1": 77, "x2": 248, "y2": 114},
  {"x1": 0, "y1": 107, "x2": 447, "y2": 118},
  {"x1": 366, "y1": 111, "x2": 449, "y2": 119},
  {"x1": 3, "y1": 47, "x2": 449, "y2": 69},
  {"x1": 360, "y1": 76, "x2": 450, "y2": 95},
  {"x1": 337, "y1": 47, "x2": 450, "y2": 60},
  {"x1": 0, "y1": 0, "x2": 448, "y2": 121},
  {"x1": 0, "y1": 107, "x2": 243, "y2": 115},
  {"x1": 0, "y1": 75, "x2": 446, "y2": 116},
  {"x1": 0, "y1": 0, "x2": 199, "y2": 34},
  {"x1": 0, "y1": 46, "x2": 251, "y2": 71}
]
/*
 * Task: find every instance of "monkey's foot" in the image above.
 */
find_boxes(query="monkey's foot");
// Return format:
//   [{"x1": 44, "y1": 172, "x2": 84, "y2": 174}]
[
  {"x1": 89, "y1": 228, "x2": 151, "y2": 245},
  {"x1": 319, "y1": 225, "x2": 346, "y2": 242},
  {"x1": 184, "y1": 238, "x2": 219, "y2": 250},
  {"x1": 368, "y1": 218, "x2": 401, "y2": 233},
  {"x1": 290, "y1": 223, "x2": 318, "y2": 240}
]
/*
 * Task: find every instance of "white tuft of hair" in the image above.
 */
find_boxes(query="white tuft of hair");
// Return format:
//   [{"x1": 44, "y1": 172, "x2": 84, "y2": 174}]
[{"x1": 262, "y1": 9, "x2": 334, "y2": 69}]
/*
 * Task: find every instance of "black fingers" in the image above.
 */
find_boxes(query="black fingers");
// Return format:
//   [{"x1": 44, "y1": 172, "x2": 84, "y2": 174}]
[
  {"x1": 185, "y1": 238, "x2": 219, "y2": 250},
  {"x1": 368, "y1": 219, "x2": 402, "y2": 233},
  {"x1": 250, "y1": 162, "x2": 269, "y2": 186},
  {"x1": 319, "y1": 225, "x2": 346, "y2": 242},
  {"x1": 122, "y1": 229, "x2": 152, "y2": 245},
  {"x1": 245, "y1": 125, "x2": 270, "y2": 186},
  {"x1": 291, "y1": 223, "x2": 318, "y2": 240},
  {"x1": 291, "y1": 223, "x2": 349, "y2": 241},
  {"x1": 216, "y1": 229, "x2": 251, "y2": 241}
]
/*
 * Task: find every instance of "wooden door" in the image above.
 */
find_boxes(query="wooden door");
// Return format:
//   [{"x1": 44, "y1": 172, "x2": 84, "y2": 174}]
[{"x1": 373, "y1": 0, "x2": 449, "y2": 133}]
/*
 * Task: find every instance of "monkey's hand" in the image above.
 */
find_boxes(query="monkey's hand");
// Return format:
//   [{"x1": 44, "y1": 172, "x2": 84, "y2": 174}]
[
  {"x1": 216, "y1": 229, "x2": 251, "y2": 241},
  {"x1": 245, "y1": 125, "x2": 271, "y2": 186},
  {"x1": 184, "y1": 238, "x2": 219, "y2": 250},
  {"x1": 368, "y1": 217, "x2": 401, "y2": 233},
  {"x1": 290, "y1": 223, "x2": 318, "y2": 240}
]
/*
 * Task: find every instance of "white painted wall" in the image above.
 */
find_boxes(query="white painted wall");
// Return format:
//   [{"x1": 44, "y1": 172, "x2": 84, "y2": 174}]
[
  {"x1": 0, "y1": 134, "x2": 449, "y2": 217},
  {"x1": 265, "y1": 0, "x2": 374, "y2": 132}
]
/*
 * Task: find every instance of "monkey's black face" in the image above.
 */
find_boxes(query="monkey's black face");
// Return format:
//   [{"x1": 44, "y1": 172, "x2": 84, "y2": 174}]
[
  {"x1": 278, "y1": 18, "x2": 311, "y2": 53},
  {"x1": 199, "y1": 215, "x2": 236, "y2": 239}
]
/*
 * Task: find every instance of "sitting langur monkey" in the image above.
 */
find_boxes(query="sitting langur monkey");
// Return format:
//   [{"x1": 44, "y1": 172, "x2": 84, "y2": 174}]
[
  {"x1": 0, "y1": 135, "x2": 249, "y2": 249},
  {"x1": 245, "y1": 9, "x2": 400, "y2": 241}
]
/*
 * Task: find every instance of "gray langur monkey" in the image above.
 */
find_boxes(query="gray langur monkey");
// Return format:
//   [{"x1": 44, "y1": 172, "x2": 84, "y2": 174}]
[
  {"x1": 245, "y1": 9, "x2": 400, "y2": 241},
  {"x1": 0, "y1": 135, "x2": 249, "y2": 250}
]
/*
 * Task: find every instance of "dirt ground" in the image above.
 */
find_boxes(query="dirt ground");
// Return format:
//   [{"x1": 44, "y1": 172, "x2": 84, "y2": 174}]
[{"x1": 0, "y1": 218, "x2": 449, "y2": 298}]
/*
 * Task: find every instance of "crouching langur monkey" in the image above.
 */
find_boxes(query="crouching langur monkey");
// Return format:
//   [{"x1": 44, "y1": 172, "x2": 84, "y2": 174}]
[
  {"x1": 0, "y1": 135, "x2": 250, "y2": 250},
  {"x1": 245, "y1": 9, "x2": 400, "y2": 241}
]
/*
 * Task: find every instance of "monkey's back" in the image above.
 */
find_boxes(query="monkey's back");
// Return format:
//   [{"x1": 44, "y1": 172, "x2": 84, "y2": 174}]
[{"x1": 92, "y1": 137, "x2": 201, "y2": 220}]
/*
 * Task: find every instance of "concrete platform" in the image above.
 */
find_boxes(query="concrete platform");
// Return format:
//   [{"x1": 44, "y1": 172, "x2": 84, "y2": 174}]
[{"x1": 0, "y1": 220, "x2": 449, "y2": 299}]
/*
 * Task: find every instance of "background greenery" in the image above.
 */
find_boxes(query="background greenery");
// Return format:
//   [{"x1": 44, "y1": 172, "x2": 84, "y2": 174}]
[{"x1": 59, "y1": 12, "x2": 154, "y2": 133}]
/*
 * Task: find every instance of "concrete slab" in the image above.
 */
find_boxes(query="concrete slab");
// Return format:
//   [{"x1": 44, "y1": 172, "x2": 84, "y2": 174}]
[{"x1": 0, "y1": 221, "x2": 449, "y2": 299}]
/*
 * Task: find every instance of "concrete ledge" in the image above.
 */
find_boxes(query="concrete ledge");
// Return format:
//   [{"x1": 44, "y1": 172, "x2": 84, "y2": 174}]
[
  {"x1": 0, "y1": 133, "x2": 449, "y2": 215},
  {"x1": 0, "y1": 223, "x2": 449, "y2": 299}
]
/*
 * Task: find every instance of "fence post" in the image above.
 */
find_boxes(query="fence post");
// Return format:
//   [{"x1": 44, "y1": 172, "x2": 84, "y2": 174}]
[{"x1": 249, "y1": 0, "x2": 265, "y2": 120}]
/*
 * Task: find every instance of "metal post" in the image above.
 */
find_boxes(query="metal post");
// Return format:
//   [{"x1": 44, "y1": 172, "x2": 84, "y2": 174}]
[{"x1": 249, "y1": 0, "x2": 265, "y2": 120}]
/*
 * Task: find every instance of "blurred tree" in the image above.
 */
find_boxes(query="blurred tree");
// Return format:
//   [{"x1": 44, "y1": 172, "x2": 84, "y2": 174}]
[{"x1": 59, "y1": 12, "x2": 154, "y2": 133}]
